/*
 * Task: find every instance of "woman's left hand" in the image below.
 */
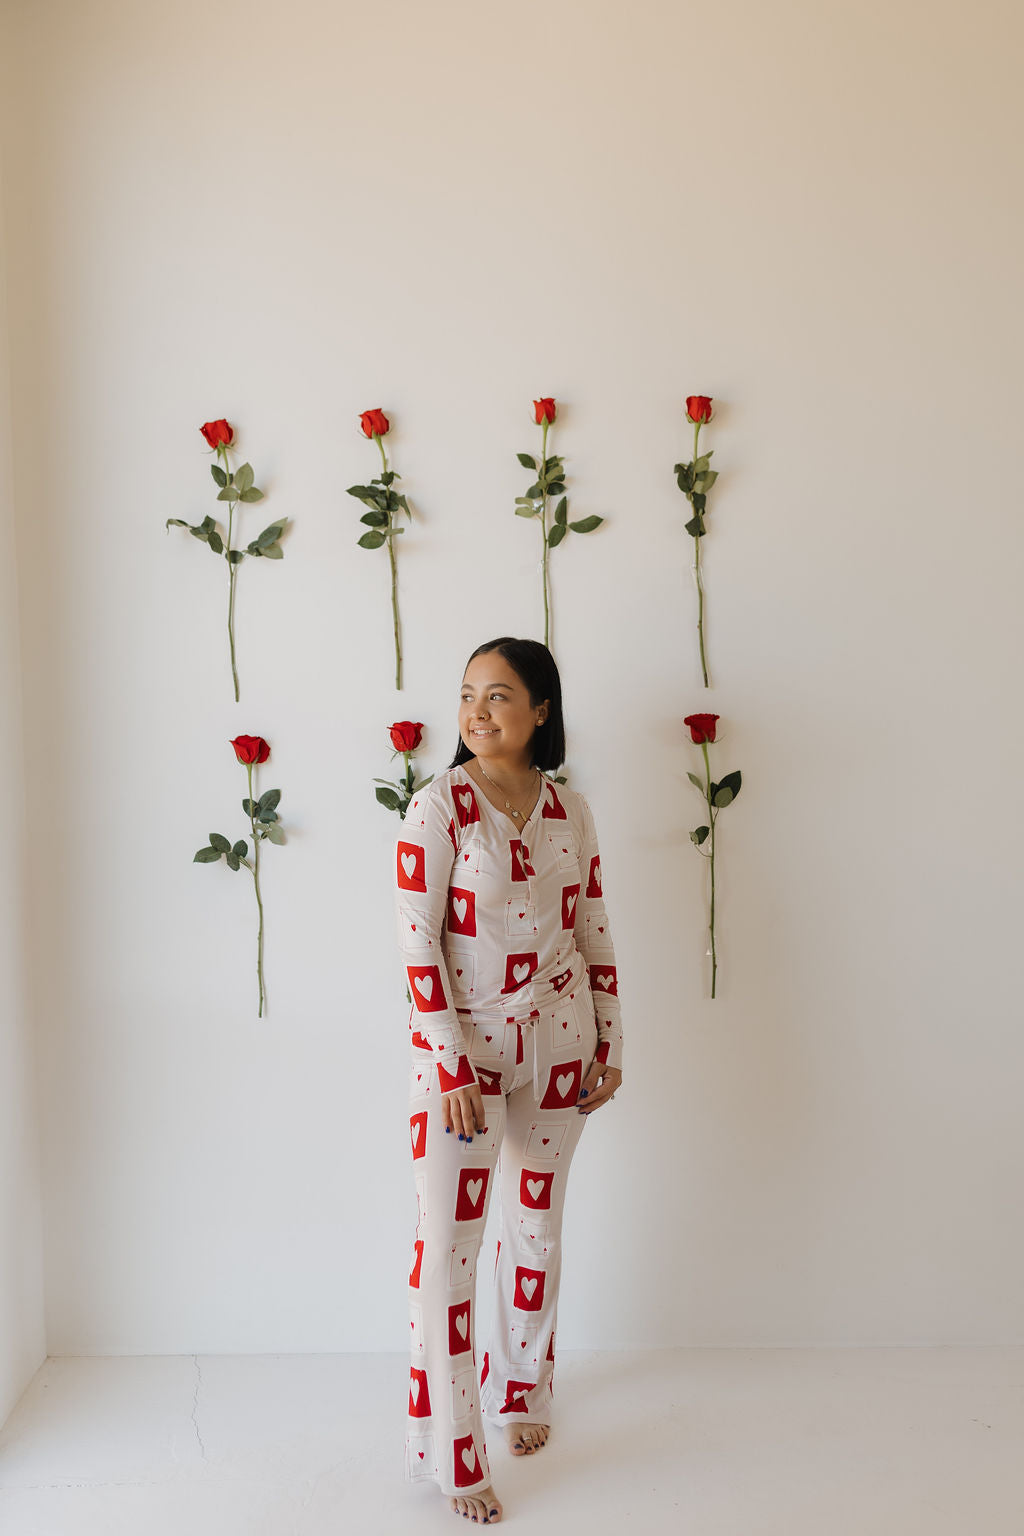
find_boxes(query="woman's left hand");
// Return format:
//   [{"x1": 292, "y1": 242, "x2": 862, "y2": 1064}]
[{"x1": 576, "y1": 1062, "x2": 622, "y2": 1114}]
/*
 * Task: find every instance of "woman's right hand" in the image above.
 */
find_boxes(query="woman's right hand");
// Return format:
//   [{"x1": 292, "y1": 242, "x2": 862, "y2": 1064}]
[{"x1": 442, "y1": 1084, "x2": 487, "y2": 1140}]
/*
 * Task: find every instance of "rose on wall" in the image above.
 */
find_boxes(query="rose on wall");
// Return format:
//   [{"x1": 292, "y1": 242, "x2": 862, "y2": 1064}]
[
  {"x1": 683, "y1": 712, "x2": 741, "y2": 999},
  {"x1": 374, "y1": 720, "x2": 433, "y2": 819},
  {"x1": 166, "y1": 421, "x2": 289, "y2": 702},
  {"x1": 193, "y1": 735, "x2": 285, "y2": 1017},
  {"x1": 674, "y1": 396, "x2": 719, "y2": 688},
  {"x1": 346, "y1": 409, "x2": 412, "y2": 690},
  {"x1": 515, "y1": 397, "x2": 603, "y2": 649}
]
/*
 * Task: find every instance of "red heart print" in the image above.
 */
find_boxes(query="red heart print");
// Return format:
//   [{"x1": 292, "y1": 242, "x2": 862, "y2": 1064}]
[
  {"x1": 456, "y1": 968, "x2": 463, "y2": 977},
  {"x1": 542, "y1": 1137, "x2": 549, "y2": 1145}
]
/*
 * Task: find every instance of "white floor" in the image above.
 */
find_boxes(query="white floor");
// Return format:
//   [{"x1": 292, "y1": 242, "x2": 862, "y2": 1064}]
[{"x1": 0, "y1": 1347, "x2": 1021, "y2": 1534}]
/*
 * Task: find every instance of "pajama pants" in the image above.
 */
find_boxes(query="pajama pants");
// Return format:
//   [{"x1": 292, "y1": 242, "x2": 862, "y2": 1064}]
[{"x1": 406, "y1": 980, "x2": 598, "y2": 1497}]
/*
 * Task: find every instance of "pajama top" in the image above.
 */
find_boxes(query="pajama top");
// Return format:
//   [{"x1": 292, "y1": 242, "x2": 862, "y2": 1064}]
[{"x1": 395, "y1": 764, "x2": 623, "y2": 1092}]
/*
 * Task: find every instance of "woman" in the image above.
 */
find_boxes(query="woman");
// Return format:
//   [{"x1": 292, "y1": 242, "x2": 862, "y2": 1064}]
[{"x1": 396, "y1": 636, "x2": 623, "y2": 1524}]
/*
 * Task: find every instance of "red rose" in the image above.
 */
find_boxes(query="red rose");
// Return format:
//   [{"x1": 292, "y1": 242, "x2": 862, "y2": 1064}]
[
  {"x1": 533, "y1": 397, "x2": 556, "y2": 425},
  {"x1": 360, "y1": 408, "x2": 390, "y2": 438},
  {"x1": 389, "y1": 720, "x2": 424, "y2": 753},
  {"x1": 230, "y1": 735, "x2": 271, "y2": 764},
  {"x1": 683, "y1": 713, "x2": 719, "y2": 744},
  {"x1": 685, "y1": 396, "x2": 713, "y2": 425},
  {"x1": 200, "y1": 419, "x2": 234, "y2": 449}
]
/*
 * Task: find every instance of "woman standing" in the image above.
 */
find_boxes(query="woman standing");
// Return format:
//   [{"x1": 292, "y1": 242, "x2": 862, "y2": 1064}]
[{"x1": 396, "y1": 636, "x2": 623, "y2": 1524}]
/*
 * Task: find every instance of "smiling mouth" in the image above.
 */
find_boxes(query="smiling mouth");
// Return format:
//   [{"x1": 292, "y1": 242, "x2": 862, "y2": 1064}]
[{"x1": 471, "y1": 728, "x2": 498, "y2": 736}]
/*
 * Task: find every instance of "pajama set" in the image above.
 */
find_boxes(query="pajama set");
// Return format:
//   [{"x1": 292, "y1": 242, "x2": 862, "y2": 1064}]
[{"x1": 395, "y1": 763, "x2": 623, "y2": 1497}]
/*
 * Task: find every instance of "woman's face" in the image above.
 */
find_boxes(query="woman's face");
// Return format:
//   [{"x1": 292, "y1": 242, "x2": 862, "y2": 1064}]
[{"x1": 458, "y1": 652, "x2": 548, "y2": 767}]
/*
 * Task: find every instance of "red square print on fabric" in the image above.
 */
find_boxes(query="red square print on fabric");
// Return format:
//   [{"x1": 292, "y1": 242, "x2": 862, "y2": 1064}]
[
  {"x1": 589, "y1": 963, "x2": 618, "y2": 996},
  {"x1": 453, "y1": 1433, "x2": 484, "y2": 1488},
  {"x1": 455, "y1": 1166, "x2": 490, "y2": 1222},
  {"x1": 510, "y1": 839, "x2": 535, "y2": 881},
  {"x1": 410, "y1": 1111, "x2": 428, "y2": 1161},
  {"x1": 448, "y1": 1299, "x2": 472, "y2": 1356},
  {"x1": 409, "y1": 1239, "x2": 423, "y2": 1289},
  {"x1": 549, "y1": 967, "x2": 573, "y2": 995},
  {"x1": 410, "y1": 1028, "x2": 432, "y2": 1052},
  {"x1": 499, "y1": 1380, "x2": 536, "y2": 1415},
  {"x1": 520, "y1": 1168, "x2": 554, "y2": 1210},
  {"x1": 437, "y1": 1053, "x2": 476, "y2": 1092},
  {"x1": 397, "y1": 842, "x2": 426, "y2": 892},
  {"x1": 476, "y1": 1066, "x2": 503, "y2": 1097},
  {"x1": 447, "y1": 886, "x2": 477, "y2": 936},
  {"x1": 540, "y1": 1060, "x2": 583, "y2": 1109},
  {"x1": 408, "y1": 965, "x2": 446, "y2": 1012},
  {"x1": 560, "y1": 883, "x2": 581, "y2": 929},
  {"x1": 513, "y1": 1266, "x2": 545, "y2": 1312},
  {"x1": 409, "y1": 1366, "x2": 431, "y2": 1418},
  {"x1": 586, "y1": 854, "x2": 602, "y2": 897},
  {"x1": 540, "y1": 783, "x2": 568, "y2": 819},
  {"x1": 452, "y1": 782, "x2": 481, "y2": 828},
  {"x1": 501, "y1": 952, "x2": 538, "y2": 994},
  {"x1": 595, "y1": 1039, "x2": 611, "y2": 1065}
]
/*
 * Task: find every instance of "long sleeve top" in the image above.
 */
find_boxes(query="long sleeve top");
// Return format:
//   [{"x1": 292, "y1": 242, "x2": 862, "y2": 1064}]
[{"x1": 395, "y1": 764, "x2": 623, "y2": 1092}]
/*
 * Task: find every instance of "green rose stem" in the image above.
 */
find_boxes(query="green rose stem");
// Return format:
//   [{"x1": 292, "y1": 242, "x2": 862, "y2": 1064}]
[
  {"x1": 242, "y1": 759, "x2": 266, "y2": 1016},
  {"x1": 700, "y1": 737, "x2": 718, "y2": 997},
  {"x1": 375, "y1": 432, "x2": 403, "y2": 690},
  {"x1": 217, "y1": 443, "x2": 241, "y2": 702},
  {"x1": 692, "y1": 419, "x2": 710, "y2": 689},
  {"x1": 540, "y1": 417, "x2": 551, "y2": 648}
]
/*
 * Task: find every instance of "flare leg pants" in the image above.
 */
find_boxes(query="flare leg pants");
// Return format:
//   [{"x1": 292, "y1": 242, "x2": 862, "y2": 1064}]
[{"x1": 406, "y1": 984, "x2": 597, "y2": 1496}]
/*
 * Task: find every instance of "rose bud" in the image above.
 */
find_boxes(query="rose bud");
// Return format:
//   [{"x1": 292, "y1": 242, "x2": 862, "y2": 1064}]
[
  {"x1": 533, "y1": 397, "x2": 557, "y2": 425},
  {"x1": 230, "y1": 735, "x2": 271, "y2": 764},
  {"x1": 360, "y1": 408, "x2": 390, "y2": 438},
  {"x1": 683, "y1": 713, "x2": 719, "y2": 744},
  {"x1": 200, "y1": 419, "x2": 234, "y2": 449},
  {"x1": 685, "y1": 396, "x2": 713, "y2": 425},
  {"x1": 389, "y1": 720, "x2": 424, "y2": 752}
]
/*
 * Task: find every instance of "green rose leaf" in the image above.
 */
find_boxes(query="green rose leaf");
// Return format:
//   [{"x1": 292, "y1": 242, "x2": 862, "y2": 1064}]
[
  {"x1": 691, "y1": 825, "x2": 710, "y2": 845},
  {"x1": 234, "y1": 462, "x2": 255, "y2": 494},
  {"x1": 515, "y1": 506, "x2": 540, "y2": 518},
  {"x1": 712, "y1": 786, "x2": 733, "y2": 807},
  {"x1": 265, "y1": 822, "x2": 285, "y2": 845},
  {"x1": 686, "y1": 771, "x2": 705, "y2": 791},
  {"x1": 225, "y1": 851, "x2": 240, "y2": 871},
  {"x1": 208, "y1": 531, "x2": 224, "y2": 554},
  {"x1": 381, "y1": 470, "x2": 395, "y2": 486},
  {"x1": 232, "y1": 839, "x2": 248, "y2": 858},
  {"x1": 717, "y1": 769, "x2": 742, "y2": 801},
  {"x1": 239, "y1": 486, "x2": 264, "y2": 502},
  {"x1": 242, "y1": 798, "x2": 254, "y2": 815},
  {"x1": 547, "y1": 522, "x2": 567, "y2": 548},
  {"x1": 358, "y1": 530, "x2": 386, "y2": 549},
  {"x1": 375, "y1": 786, "x2": 402, "y2": 810},
  {"x1": 193, "y1": 846, "x2": 221, "y2": 863},
  {"x1": 189, "y1": 526, "x2": 209, "y2": 542},
  {"x1": 209, "y1": 832, "x2": 231, "y2": 852},
  {"x1": 257, "y1": 808, "x2": 278, "y2": 823},
  {"x1": 255, "y1": 523, "x2": 284, "y2": 547},
  {"x1": 554, "y1": 496, "x2": 567, "y2": 525},
  {"x1": 360, "y1": 510, "x2": 388, "y2": 527},
  {"x1": 258, "y1": 789, "x2": 282, "y2": 813},
  {"x1": 517, "y1": 453, "x2": 537, "y2": 469},
  {"x1": 228, "y1": 549, "x2": 245, "y2": 564},
  {"x1": 524, "y1": 481, "x2": 543, "y2": 498},
  {"x1": 217, "y1": 485, "x2": 239, "y2": 502},
  {"x1": 568, "y1": 515, "x2": 603, "y2": 533},
  {"x1": 211, "y1": 465, "x2": 228, "y2": 487},
  {"x1": 546, "y1": 481, "x2": 566, "y2": 497},
  {"x1": 685, "y1": 514, "x2": 705, "y2": 538}
]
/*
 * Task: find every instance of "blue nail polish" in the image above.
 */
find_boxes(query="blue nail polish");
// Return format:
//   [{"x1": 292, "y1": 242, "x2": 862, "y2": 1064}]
[
  {"x1": 466, "y1": 1136, "x2": 473, "y2": 1143},
  {"x1": 458, "y1": 1133, "x2": 465, "y2": 1141},
  {"x1": 579, "y1": 1089, "x2": 589, "y2": 1098},
  {"x1": 445, "y1": 1126, "x2": 451, "y2": 1134}
]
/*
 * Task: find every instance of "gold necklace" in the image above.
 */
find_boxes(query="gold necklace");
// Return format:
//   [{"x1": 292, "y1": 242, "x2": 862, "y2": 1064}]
[{"x1": 475, "y1": 759, "x2": 541, "y2": 823}]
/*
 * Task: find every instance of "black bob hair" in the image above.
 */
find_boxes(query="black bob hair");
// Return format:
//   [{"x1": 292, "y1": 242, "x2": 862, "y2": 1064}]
[{"x1": 447, "y1": 636, "x2": 566, "y2": 773}]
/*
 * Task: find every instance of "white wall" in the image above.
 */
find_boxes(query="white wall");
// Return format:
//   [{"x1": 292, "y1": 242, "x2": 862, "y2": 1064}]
[
  {"x1": 0, "y1": 0, "x2": 1021, "y2": 1364},
  {"x1": 0, "y1": 22, "x2": 47, "y2": 1419}
]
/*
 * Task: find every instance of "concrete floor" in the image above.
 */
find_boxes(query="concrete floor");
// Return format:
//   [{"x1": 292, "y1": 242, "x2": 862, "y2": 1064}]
[{"x1": 1, "y1": 1347, "x2": 1022, "y2": 1534}]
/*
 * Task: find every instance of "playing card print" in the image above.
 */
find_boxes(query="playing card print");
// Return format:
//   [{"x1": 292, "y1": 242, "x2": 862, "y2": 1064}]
[
  {"x1": 540, "y1": 1059, "x2": 583, "y2": 1109},
  {"x1": 410, "y1": 1239, "x2": 424, "y2": 1288},
  {"x1": 398, "y1": 904, "x2": 431, "y2": 950},
  {"x1": 541, "y1": 782, "x2": 568, "y2": 819},
  {"x1": 454, "y1": 1166, "x2": 490, "y2": 1222},
  {"x1": 589, "y1": 962, "x2": 618, "y2": 997},
  {"x1": 448, "y1": 1299, "x2": 472, "y2": 1356},
  {"x1": 447, "y1": 887, "x2": 477, "y2": 936},
  {"x1": 526, "y1": 1122, "x2": 566, "y2": 1159},
  {"x1": 410, "y1": 1111, "x2": 427, "y2": 1161},
  {"x1": 513, "y1": 1265, "x2": 546, "y2": 1312},
  {"x1": 501, "y1": 951, "x2": 538, "y2": 994},
  {"x1": 510, "y1": 838, "x2": 535, "y2": 881},
  {"x1": 449, "y1": 1241, "x2": 476, "y2": 1286},
  {"x1": 452, "y1": 1432, "x2": 484, "y2": 1488},
  {"x1": 408, "y1": 964, "x2": 447, "y2": 1012},
  {"x1": 560, "y1": 883, "x2": 580, "y2": 929},
  {"x1": 396, "y1": 841, "x2": 426, "y2": 893},
  {"x1": 409, "y1": 1366, "x2": 431, "y2": 1418},
  {"x1": 520, "y1": 1168, "x2": 555, "y2": 1210},
  {"x1": 500, "y1": 1380, "x2": 536, "y2": 1415},
  {"x1": 586, "y1": 853, "x2": 602, "y2": 897},
  {"x1": 452, "y1": 781, "x2": 481, "y2": 828},
  {"x1": 437, "y1": 1052, "x2": 476, "y2": 1092},
  {"x1": 451, "y1": 1367, "x2": 476, "y2": 1421},
  {"x1": 406, "y1": 1431, "x2": 438, "y2": 1480},
  {"x1": 505, "y1": 898, "x2": 538, "y2": 937}
]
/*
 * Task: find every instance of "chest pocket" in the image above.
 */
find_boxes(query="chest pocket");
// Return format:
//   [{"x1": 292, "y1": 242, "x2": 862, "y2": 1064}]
[{"x1": 545, "y1": 828, "x2": 578, "y2": 872}]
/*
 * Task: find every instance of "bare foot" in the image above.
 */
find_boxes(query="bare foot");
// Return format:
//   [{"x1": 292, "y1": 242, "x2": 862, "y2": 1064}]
[
  {"x1": 447, "y1": 1485, "x2": 503, "y2": 1523},
  {"x1": 504, "y1": 1422, "x2": 550, "y2": 1456}
]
